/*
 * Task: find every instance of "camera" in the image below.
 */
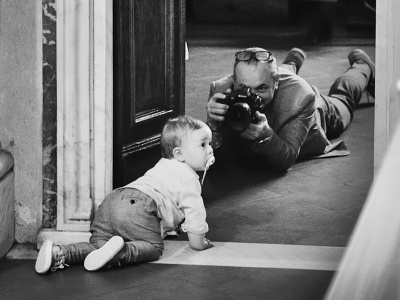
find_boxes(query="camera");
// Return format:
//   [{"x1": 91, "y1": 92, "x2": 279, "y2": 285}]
[{"x1": 219, "y1": 86, "x2": 263, "y2": 132}]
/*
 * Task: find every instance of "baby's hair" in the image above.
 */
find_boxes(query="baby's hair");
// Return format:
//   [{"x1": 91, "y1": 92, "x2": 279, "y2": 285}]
[{"x1": 160, "y1": 115, "x2": 204, "y2": 159}]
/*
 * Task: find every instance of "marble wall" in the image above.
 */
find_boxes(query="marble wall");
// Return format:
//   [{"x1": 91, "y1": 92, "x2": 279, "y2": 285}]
[
  {"x1": 42, "y1": 0, "x2": 57, "y2": 228},
  {"x1": 0, "y1": 0, "x2": 43, "y2": 243},
  {"x1": 0, "y1": 0, "x2": 112, "y2": 243}
]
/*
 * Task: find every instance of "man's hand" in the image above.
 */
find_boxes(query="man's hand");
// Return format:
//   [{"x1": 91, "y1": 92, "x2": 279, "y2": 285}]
[
  {"x1": 240, "y1": 111, "x2": 273, "y2": 141},
  {"x1": 207, "y1": 89, "x2": 231, "y2": 122}
]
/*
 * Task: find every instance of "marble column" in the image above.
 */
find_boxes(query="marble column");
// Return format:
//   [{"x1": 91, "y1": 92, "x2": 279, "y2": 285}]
[
  {"x1": 42, "y1": 0, "x2": 58, "y2": 228},
  {"x1": 38, "y1": 0, "x2": 113, "y2": 246}
]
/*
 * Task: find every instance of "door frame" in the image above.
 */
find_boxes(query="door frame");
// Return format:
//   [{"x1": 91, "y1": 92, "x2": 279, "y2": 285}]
[
  {"x1": 38, "y1": 0, "x2": 398, "y2": 246},
  {"x1": 374, "y1": 0, "x2": 400, "y2": 171},
  {"x1": 45, "y1": 0, "x2": 113, "y2": 234}
]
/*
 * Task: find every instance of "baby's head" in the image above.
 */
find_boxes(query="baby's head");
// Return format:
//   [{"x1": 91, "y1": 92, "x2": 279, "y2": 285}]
[{"x1": 161, "y1": 115, "x2": 214, "y2": 171}]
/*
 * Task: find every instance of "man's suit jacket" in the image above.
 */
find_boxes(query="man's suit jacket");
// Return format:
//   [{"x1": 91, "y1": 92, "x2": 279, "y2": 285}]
[{"x1": 208, "y1": 67, "x2": 331, "y2": 170}]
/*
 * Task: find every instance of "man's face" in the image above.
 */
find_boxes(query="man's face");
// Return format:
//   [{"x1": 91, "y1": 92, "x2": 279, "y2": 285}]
[{"x1": 234, "y1": 61, "x2": 278, "y2": 111}]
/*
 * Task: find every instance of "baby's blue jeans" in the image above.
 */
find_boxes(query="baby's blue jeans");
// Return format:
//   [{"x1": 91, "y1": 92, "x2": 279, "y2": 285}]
[{"x1": 60, "y1": 188, "x2": 164, "y2": 266}]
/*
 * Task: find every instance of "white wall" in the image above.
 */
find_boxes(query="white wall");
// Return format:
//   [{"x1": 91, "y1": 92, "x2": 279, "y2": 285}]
[
  {"x1": 374, "y1": 0, "x2": 400, "y2": 170},
  {"x1": 325, "y1": 1, "x2": 400, "y2": 297},
  {"x1": 0, "y1": 0, "x2": 43, "y2": 243}
]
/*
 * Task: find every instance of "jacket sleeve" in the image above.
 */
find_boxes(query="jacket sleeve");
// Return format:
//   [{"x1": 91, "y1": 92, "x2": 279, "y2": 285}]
[
  {"x1": 252, "y1": 93, "x2": 316, "y2": 170},
  {"x1": 207, "y1": 81, "x2": 218, "y2": 127},
  {"x1": 177, "y1": 170, "x2": 209, "y2": 235},
  {"x1": 207, "y1": 76, "x2": 235, "y2": 149}
]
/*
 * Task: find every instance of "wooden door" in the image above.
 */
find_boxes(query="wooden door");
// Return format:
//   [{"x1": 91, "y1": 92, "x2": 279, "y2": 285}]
[{"x1": 113, "y1": 0, "x2": 185, "y2": 187}]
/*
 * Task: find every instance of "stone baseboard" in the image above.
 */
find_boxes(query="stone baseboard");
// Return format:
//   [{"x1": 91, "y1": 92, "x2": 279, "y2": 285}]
[{"x1": 36, "y1": 228, "x2": 91, "y2": 250}]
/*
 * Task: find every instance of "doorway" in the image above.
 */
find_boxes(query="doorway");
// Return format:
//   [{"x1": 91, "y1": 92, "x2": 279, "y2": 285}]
[{"x1": 113, "y1": 0, "x2": 186, "y2": 187}]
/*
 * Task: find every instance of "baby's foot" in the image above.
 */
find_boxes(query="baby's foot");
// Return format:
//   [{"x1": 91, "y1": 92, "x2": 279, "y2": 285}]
[
  {"x1": 35, "y1": 240, "x2": 69, "y2": 274},
  {"x1": 84, "y1": 236, "x2": 125, "y2": 271}
]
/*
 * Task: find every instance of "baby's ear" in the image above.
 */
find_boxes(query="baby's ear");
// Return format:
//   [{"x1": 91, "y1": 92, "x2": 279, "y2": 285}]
[{"x1": 172, "y1": 147, "x2": 185, "y2": 162}]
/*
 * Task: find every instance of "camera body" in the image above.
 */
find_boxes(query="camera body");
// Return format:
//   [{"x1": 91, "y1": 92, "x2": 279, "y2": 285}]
[{"x1": 219, "y1": 87, "x2": 263, "y2": 132}]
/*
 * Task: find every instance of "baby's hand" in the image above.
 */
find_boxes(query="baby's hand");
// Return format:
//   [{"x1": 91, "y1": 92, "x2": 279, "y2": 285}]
[
  {"x1": 188, "y1": 232, "x2": 215, "y2": 251},
  {"x1": 204, "y1": 238, "x2": 215, "y2": 250}
]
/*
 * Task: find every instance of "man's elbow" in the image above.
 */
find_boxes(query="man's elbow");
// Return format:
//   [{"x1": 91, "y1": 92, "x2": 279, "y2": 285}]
[
  {"x1": 279, "y1": 158, "x2": 296, "y2": 171},
  {"x1": 263, "y1": 155, "x2": 297, "y2": 171}
]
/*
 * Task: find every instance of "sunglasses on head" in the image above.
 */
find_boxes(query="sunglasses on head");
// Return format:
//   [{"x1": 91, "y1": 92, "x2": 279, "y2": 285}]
[{"x1": 235, "y1": 50, "x2": 273, "y2": 62}]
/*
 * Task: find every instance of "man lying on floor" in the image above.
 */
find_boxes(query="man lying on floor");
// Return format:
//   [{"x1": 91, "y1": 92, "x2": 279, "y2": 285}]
[{"x1": 206, "y1": 47, "x2": 375, "y2": 170}]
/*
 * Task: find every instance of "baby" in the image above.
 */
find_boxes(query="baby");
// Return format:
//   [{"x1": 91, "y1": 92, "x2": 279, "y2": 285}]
[{"x1": 36, "y1": 115, "x2": 215, "y2": 273}]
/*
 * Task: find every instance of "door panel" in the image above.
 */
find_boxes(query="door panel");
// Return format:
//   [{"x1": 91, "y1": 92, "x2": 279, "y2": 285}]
[{"x1": 113, "y1": 0, "x2": 185, "y2": 187}]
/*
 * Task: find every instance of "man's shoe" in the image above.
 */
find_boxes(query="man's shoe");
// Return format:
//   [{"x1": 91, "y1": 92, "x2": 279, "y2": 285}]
[
  {"x1": 348, "y1": 49, "x2": 375, "y2": 97},
  {"x1": 84, "y1": 236, "x2": 125, "y2": 271},
  {"x1": 35, "y1": 240, "x2": 69, "y2": 274},
  {"x1": 282, "y1": 48, "x2": 306, "y2": 74}
]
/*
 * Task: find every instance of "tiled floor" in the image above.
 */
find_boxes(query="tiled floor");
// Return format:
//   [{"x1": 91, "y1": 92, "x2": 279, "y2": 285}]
[{"x1": 0, "y1": 6, "x2": 375, "y2": 299}]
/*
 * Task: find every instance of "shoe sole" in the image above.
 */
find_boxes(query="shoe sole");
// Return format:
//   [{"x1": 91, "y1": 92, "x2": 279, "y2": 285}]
[
  {"x1": 282, "y1": 48, "x2": 307, "y2": 62},
  {"x1": 348, "y1": 49, "x2": 375, "y2": 77},
  {"x1": 290, "y1": 47, "x2": 306, "y2": 60},
  {"x1": 348, "y1": 49, "x2": 375, "y2": 96},
  {"x1": 35, "y1": 240, "x2": 53, "y2": 274},
  {"x1": 282, "y1": 48, "x2": 306, "y2": 73},
  {"x1": 84, "y1": 236, "x2": 124, "y2": 271}
]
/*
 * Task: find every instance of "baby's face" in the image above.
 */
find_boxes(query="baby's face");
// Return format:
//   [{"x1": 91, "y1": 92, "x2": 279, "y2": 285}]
[{"x1": 180, "y1": 125, "x2": 214, "y2": 172}]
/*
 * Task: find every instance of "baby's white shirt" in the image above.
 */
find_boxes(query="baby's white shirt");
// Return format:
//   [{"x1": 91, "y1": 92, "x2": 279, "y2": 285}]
[{"x1": 124, "y1": 158, "x2": 209, "y2": 238}]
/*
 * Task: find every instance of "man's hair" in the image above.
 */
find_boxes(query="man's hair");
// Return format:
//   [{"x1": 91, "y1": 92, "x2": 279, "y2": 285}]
[
  {"x1": 160, "y1": 115, "x2": 204, "y2": 159},
  {"x1": 233, "y1": 47, "x2": 279, "y2": 83}
]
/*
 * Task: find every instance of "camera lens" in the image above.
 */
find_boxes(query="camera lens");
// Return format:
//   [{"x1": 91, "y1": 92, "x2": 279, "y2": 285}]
[{"x1": 225, "y1": 102, "x2": 252, "y2": 132}]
